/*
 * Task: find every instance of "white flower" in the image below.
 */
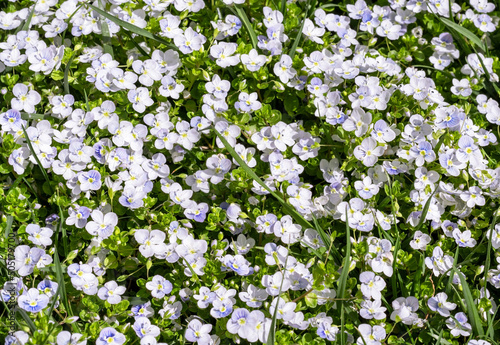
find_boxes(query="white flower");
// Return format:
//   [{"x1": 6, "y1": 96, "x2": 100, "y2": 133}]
[
  {"x1": 11, "y1": 84, "x2": 41, "y2": 113},
  {"x1": 428, "y1": 292, "x2": 456, "y2": 317},
  {"x1": 98, "y1": 281, "x2": 126, "y2": 305},
  {"x1": 210, "y1": 42, "x2": 240, "y2": 68},
  {"x1": 273, "y1": 54, "x2": 296, "y2": 83},
  {"x1": 128, "y1": 87, "x2": 154, "y2": 113},
  {"x1": 359, "y1": 271, "x2": 386, "y2": 300},
  {"x1": 353, "y1": 137, "x2": 385, "y2": 167}
]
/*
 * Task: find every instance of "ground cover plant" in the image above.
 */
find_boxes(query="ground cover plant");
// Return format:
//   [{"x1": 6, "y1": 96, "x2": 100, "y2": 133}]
[{"x1": 1, "y1": 0, "x2": 500, "y2": 344}]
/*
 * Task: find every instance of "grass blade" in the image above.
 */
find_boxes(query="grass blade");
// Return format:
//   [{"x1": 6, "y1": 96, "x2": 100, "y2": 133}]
[
  {"x1": 21, "y1": 125, "x2": 53, "y2": 194},
  {"x1": 20, "y1": 112, "x2": 48, "y2": 120},
  {"x1": 123, "y1": 30, "x2": 151, "y2": 58},
  {"x1": 56, "y1": 193, "x2": 69, "y2": 257},
  {"x1": 45, "y1": 283, "x2": 61, "y2": 318},
  {"x1": 233, "y1": 5, "x2": 258, "y2": 50},
  {"x1": 439, "y1": 17, "x2": 486, "y2": 52},
  {"x1": 288, "y1": 0, "x2": 316, "y2": 60},
  {"x1": 280, "y1": 0, "x2": 287, "y2": 17},
  {"x1": 453, "y1": 266, "x2": 484, "y2": 336},
  {"x1": 4, "y1": 215, "x2": 13, "y2": 239},
  {"x1": 338, "y1": 208, "x2": 351, "y2": 345},
  {"x1": 213, "y1": 128, "x2": 335, "y2": 263},
  {"x1": 15, "y1": 2, "x2": 37, "y2": 34},
  {"x1": 64, "y1": 52, "x2": 77, "y2": 95},
  {"x1": 86, "y1": 4, "x2": 179, "y2": 52},
  {"x1": 98, "y1": 0, "x2": 114, "y2": 58},
  {"x1": 18, "y1": 309, "x2": 36, "y2": 333},
  {"x1": 310, "y1": 212, "x2": 341, "y2": 263},
  {"x1": 266, "y1": 251, "x2": 289, "y2": 345},
  {"x1": 484, "y1": 207, "x2": 499, "y2": 339},
  {"x1": 54, "y1": 247, "x2": 81, "y2": 333},
  {"x1": 61, "y1": 3, "x2": 85, "y2": 42},
  {"x1": 413, "y1": 183, "x2": 439, "y2": 232},
  {"x1": 182, "y1": 257, "x2": 201, "y2": 287}
]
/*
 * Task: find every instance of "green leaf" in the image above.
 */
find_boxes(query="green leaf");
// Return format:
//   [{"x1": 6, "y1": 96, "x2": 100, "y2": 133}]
[
  {"x1": 51, "y1": 70, "x2": 65, "y2": 81},
  {"x1": 86, "y1": 4, "x2": 179, "y2": 52}
]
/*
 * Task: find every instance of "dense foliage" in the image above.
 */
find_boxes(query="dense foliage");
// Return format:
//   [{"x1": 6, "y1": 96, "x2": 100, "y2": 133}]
[{"x1": 1, "y1": 0, "x2": 500, "y2": 344}]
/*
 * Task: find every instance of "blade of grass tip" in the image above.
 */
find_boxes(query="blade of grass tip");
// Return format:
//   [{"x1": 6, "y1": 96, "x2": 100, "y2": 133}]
[
  {"x1": 8, "y1": 167, "x2": 28, "y2": 191},
  {"x1": 182, "y1": 257, "x2": 201, "y2": 287},
  {"x1": 310, "y1": 212, "x2": 341, "y2": 263},
  {"x1": 289, "y1": 0, "x2": 316, "y2": 60},
  {"x1": 45, "y1": 283, "x2": 62, "y2": 318},
  {"x1": 86, "y1": 4, "x2": 179, "y2": 53},
  {"x1": 267, "y1": 249, "x2": 290, "y2": 345},
  {"x1": 64, "y1": 52, "x2": 77, "y2": 95},
  {"x1": 98, "y1": 0, "x2": 114, "y2": 58},
  {"x1": 213, "y1": 128, "x2": 335, "y2": 263},
  {"x1": 15, "y1": 1, "x2": 37, "y2": 34},
  {"x1": 83, "y1": 89, "x2": 90, "y2": 111},
  {"x1": 338, "y1": 208, "x2": 351, "y2": 345},
  {"x1": 413, "y1": 183, "x2": 439, "y2": 233},
  {"x1": 434, "y1": 133, "x2": 446, "y2": 153},
  {"x1": 454, "y1": 266, "x2": 484, "y2": 336},
  {"x1": 62, "y1": 3, "x2": 85, "y2": 42},
  {"x1": 233, "y1": 5, "x2": 258, "y2": 50},
  {"x1": 21, "y1": 125, "x2": 53, "y2": 194}
]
